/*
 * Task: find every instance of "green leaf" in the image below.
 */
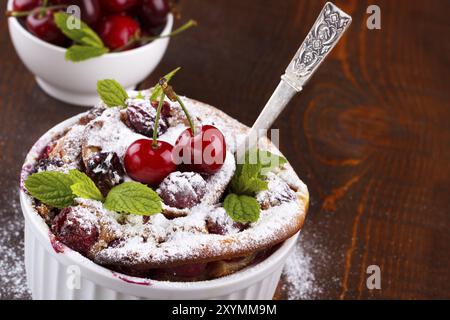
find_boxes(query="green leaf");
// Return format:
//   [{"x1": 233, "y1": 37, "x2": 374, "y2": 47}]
[
  {"x1": 230, "y1": 149, "x2": 287, "y2": 195},
  {"x1": 135, "y1": 91, "x2": 144, "y2": 99},
  {"x1": 256, "y1": 150, "x2": 287, "y2": 175},
  {"x1": 54, "y1": 12, "x2": 104, "y2": 48},
  {"x1": 68, "y1": 170, "x2": 104, "y2": 202},
  {"x1": 230, "y1": 174, "x2": 268, "y2": 196},
  {"x1": 24, "y1": 171, "x2": 75, "y2": 208},
  {"x1": 150, "y1": 67, "x2": 181, "y2": 101},
  {"x1": 65, "y1": 45, "x2": 109, "y2": 62},
  {"x1": 97, "y1": 79, "x2": 129, "y2": 108},
  {"x1": 104, "y1": 182, "x2": 162, "y2": 216},
  {"x1": 224, "y1": 194, "x2": 260, "y2": 223}
]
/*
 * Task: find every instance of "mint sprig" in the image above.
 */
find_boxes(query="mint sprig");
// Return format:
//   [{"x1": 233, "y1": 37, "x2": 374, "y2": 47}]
[
  {"x1": 97, "y1": 79, "x2": 129, "y2": 108},
  {"x1": 224, "y1": 149, "x2": 287, "y2": 223},
  {"x1": 68, "y1": 170, "x2": 104, "y2": 202},
  {"x1": 24, "y1": 171, "x2": 75, "y2": 208},
  {"x1": 65, "y1": 45, "x2": 109, "y2": 62},
  {"x1": 54, "y1": 12, "x2": 109, "y2": 62},
  {"x1": 24, "y1": 170, "x2": 161, "y2": 216},
  {"x1": 104, "y1": 182, "x2": 162, "y2": 216},
  {"x1": 224, "y1": 194, "x2": 260, "y2": 223}
]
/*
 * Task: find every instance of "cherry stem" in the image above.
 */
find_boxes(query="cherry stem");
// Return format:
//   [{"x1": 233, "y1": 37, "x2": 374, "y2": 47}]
[
  {"x1": 39, "y1": 0, "x2": 49, "y2": 18},
  {"x1": 6, "y1": 5, "x2": 68, "y2": 17},
  {"x1": 174, "y1": 94, "x2": 196, "y2": 136},
  {"x1": 142, "y1": 19, "x2": 197, "y2": 42},
  {"x1": 159, "y1": 78, "x2": 196, "y2": 135},
  {"x1": 152, "y1": 92, "x2": 166, "y2": 148},
  {"x1": 113, "y1": 20, "x2": 197, "y2": 52}
]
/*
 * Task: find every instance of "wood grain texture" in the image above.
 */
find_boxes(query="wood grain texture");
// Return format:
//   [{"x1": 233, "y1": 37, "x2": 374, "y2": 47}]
[{"x1": 0, "y1": 0, "x2": 449, "y2": 299}]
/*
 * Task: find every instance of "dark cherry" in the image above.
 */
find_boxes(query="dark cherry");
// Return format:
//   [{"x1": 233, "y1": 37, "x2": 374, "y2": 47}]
[
  {"x1": 34, "y1": 158, "x2": 64, "y2": 173},
  {"x1": 206, "y1": 219, "x2": 248, "y2": 235},
  {"x1": 54, "y1": 0, "x2": 102, "y2": 27},
  {"x1": 139, "y1": 0, "x2": 169, "y2": 28},
  {"x1": 26, "y1": 9, "x2": 68, "y2": 46},
  {"x1": 37, "y1": 142, "x2": 56, "y2": 160},
  {"x1": 13, "y1": 0, "x2": 41, "y2": 12},
  {"x1": 97, "y1": 14, "x2": 141, "y2": 50},
  {"x1": 158, "y1": 171, "x2": 207, "y2": 209},
  {"x1": 124, "y1": 139, "x2": 176, "y2": 186},
  {"x1": 52, "y1": 207, "x2": 99, "y2": 256},
  {"x1": 206, "y1": 219, "x2": 226, "y2": 235},
  {"x1": 175, "y1": 125, "x2": 226, "y2": 175},
  {"x1": 85, "y1": 152, "x2": 125, "y2": 196},
  {"x1": 150, "y1": 100, "x2": 171, "y2": 117},
  {"x1": 99, "y1": 0, "x2": 138, "y2": 13},
  {"x1": 126, "y1": 104, "x2": 168, "y2": 137}
]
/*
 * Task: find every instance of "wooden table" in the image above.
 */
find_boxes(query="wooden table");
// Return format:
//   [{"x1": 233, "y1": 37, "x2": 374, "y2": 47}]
[{"x1": 0, "y1": 0, "x2": 448, "y2": 300}]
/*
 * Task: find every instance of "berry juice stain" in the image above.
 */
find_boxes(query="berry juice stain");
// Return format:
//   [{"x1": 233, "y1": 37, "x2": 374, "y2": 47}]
[{"x1": 112, "y1": 272, "x2": 151, "y2": 286}]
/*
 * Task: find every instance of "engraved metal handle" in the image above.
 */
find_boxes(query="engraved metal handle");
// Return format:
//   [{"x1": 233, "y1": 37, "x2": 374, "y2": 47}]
[
  {"x1": 282, "y1": 2, "x2": 352, "y2": 91},
  {"x1": 240, "y1": 2, "x2": 351, "y2": 154}
]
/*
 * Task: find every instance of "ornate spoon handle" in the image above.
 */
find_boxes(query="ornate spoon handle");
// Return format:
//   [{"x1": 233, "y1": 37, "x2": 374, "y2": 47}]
[{"x1": 243, "y1": 2, "x2": 352, "y2": 151}]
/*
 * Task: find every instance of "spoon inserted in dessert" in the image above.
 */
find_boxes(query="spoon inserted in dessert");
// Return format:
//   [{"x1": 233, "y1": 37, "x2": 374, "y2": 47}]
[{"x1": 238, "y1": 2, "x2": 352, "y2": 156}]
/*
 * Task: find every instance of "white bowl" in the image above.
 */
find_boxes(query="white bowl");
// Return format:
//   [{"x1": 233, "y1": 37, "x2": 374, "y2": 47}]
[
  {"x1": 19, "y1": 112, "x2": 300, "y2": 300},
  {"x1": 7, "y1": 0, "x2": 173, "y2": 106}
]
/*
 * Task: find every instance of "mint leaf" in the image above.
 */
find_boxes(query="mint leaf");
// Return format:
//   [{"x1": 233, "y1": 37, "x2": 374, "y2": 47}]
[
  {"x1": 231, "y1": 153, "x2": 266, "y2": 195},
  {"x1": 225, "y1": 149, "x2": 286, "y2": 222},
  {"x1": 68, "y1": 170, "x2": 103, "y2": 202},
  {"x1": 97, "y1": 79, "x2": 129, "y2": 108},
  {"x1": 24, "y1": 171, "x2": 75, "y2": 208},
  {"x1": 224, "y1": 194, "x2": 260, "y2": 223},
  {"x1": 257, "y1": 150, "x2": 287, "y2": 175},
  {"x1": 135, "y1": 91, "x2": 144, "y2": 99},
  {"x1": 104, "y1": 182, "x2": 162, "y2": 216},
  {"x1": 150, "y1": 67, "x2": 181, "y2": 101},
  {"x1": 66, "y1": 45, "x2": 109, "y2": 62},
  {"x1": 54, "y1": 12, "x2": 104, "y2": 48},
  {"x1": 230, "y1": 174, "x2": 268, "y2": 196},
  {"x1": 230, "y1": 149, "x2": 287, "y2": 195}
]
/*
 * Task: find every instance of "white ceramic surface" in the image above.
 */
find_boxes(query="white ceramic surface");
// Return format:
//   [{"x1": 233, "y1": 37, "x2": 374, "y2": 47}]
[
  {"x1": 20, "y1": 113, "x2": 300, "y2": 300},
  {"x1": 7, "y1": 0, "x2": 173, "y2": 106}
]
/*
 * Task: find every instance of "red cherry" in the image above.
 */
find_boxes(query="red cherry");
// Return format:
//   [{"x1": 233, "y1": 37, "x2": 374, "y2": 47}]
[
  {"x1": 52, "y1": 207, "x2": 99, "y2": 256},
  {"x1": 139, "y1": 0, "x2": 169, "y2": 28},
  {"x1": 124, "y1": 139, "x2": 176, "y2": 186},
  {"x1": 97, "y1": 14, "x2": 141, "y2": 50},
  {"x1": 53, "y1": 0, "x2": 102, "y2": 27},
  {"x1": 175, "y1": 125, "x2": 226, "y2": 175},
  {"x1": 13, "y1": 0, "x2": 41, "y2": 12},
  {"x1": 26, "y1": 9, "x2": 68, "y2": 46},
  {"x1": 99, "y1": 0, "x2": 138, "y2": 13},
  {"x1": 150, "y1": 100, "x2": 171, "y2": 117}
]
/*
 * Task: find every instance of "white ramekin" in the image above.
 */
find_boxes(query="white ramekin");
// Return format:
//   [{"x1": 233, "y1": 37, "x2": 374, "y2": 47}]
[
  {"x1": 20, "y1": 113, "x2": 300, "y2": 300},
  {"x1": 7, "y1": 0, "x2": 173, "y2": 106}
]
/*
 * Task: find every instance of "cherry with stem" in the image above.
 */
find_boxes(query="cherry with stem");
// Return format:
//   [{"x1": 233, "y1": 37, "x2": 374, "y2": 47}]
[
  {"x1": 113, "y1": 19, "x2": 197, "y2": 52},
  {"x1": 160, "y1": 78, "x2": 226, "y2": 174}
]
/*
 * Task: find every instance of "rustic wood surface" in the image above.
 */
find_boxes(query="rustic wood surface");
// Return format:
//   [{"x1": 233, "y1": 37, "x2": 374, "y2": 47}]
[{"x1": 0, "y1": 0, "x2": 449, "y2": 299}]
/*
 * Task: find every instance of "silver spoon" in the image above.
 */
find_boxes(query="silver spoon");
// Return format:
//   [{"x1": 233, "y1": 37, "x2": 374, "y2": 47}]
[{"x1": 238, "y1": 2, "x2": 352, "y2": 156}]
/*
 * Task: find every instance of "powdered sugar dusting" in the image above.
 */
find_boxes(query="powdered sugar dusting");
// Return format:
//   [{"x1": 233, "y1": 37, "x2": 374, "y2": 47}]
[
  {"x1": 84, "y1": 108, "x2": 143, "y2": 159},
  {"x1": 0, "y1": 189, "x2": 31, "y2": 299},
  {"x1": 21, "y1": 95, "x2": 309, "y2": 279},
  {"x1": 282, "y1": 241, "x2": 321, "y2": 300}
]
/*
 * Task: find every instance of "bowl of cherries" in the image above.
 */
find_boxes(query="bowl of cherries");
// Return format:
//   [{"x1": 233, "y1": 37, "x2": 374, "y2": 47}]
[{"x1": 7, "y1": 0, "x2": 195, "y2": 106}]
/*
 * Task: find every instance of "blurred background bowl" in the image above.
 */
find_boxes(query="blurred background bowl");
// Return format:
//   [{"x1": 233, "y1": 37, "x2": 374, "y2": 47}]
[{"x1": 7, "y1": 0, "x2": 173, "y2": 106}]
